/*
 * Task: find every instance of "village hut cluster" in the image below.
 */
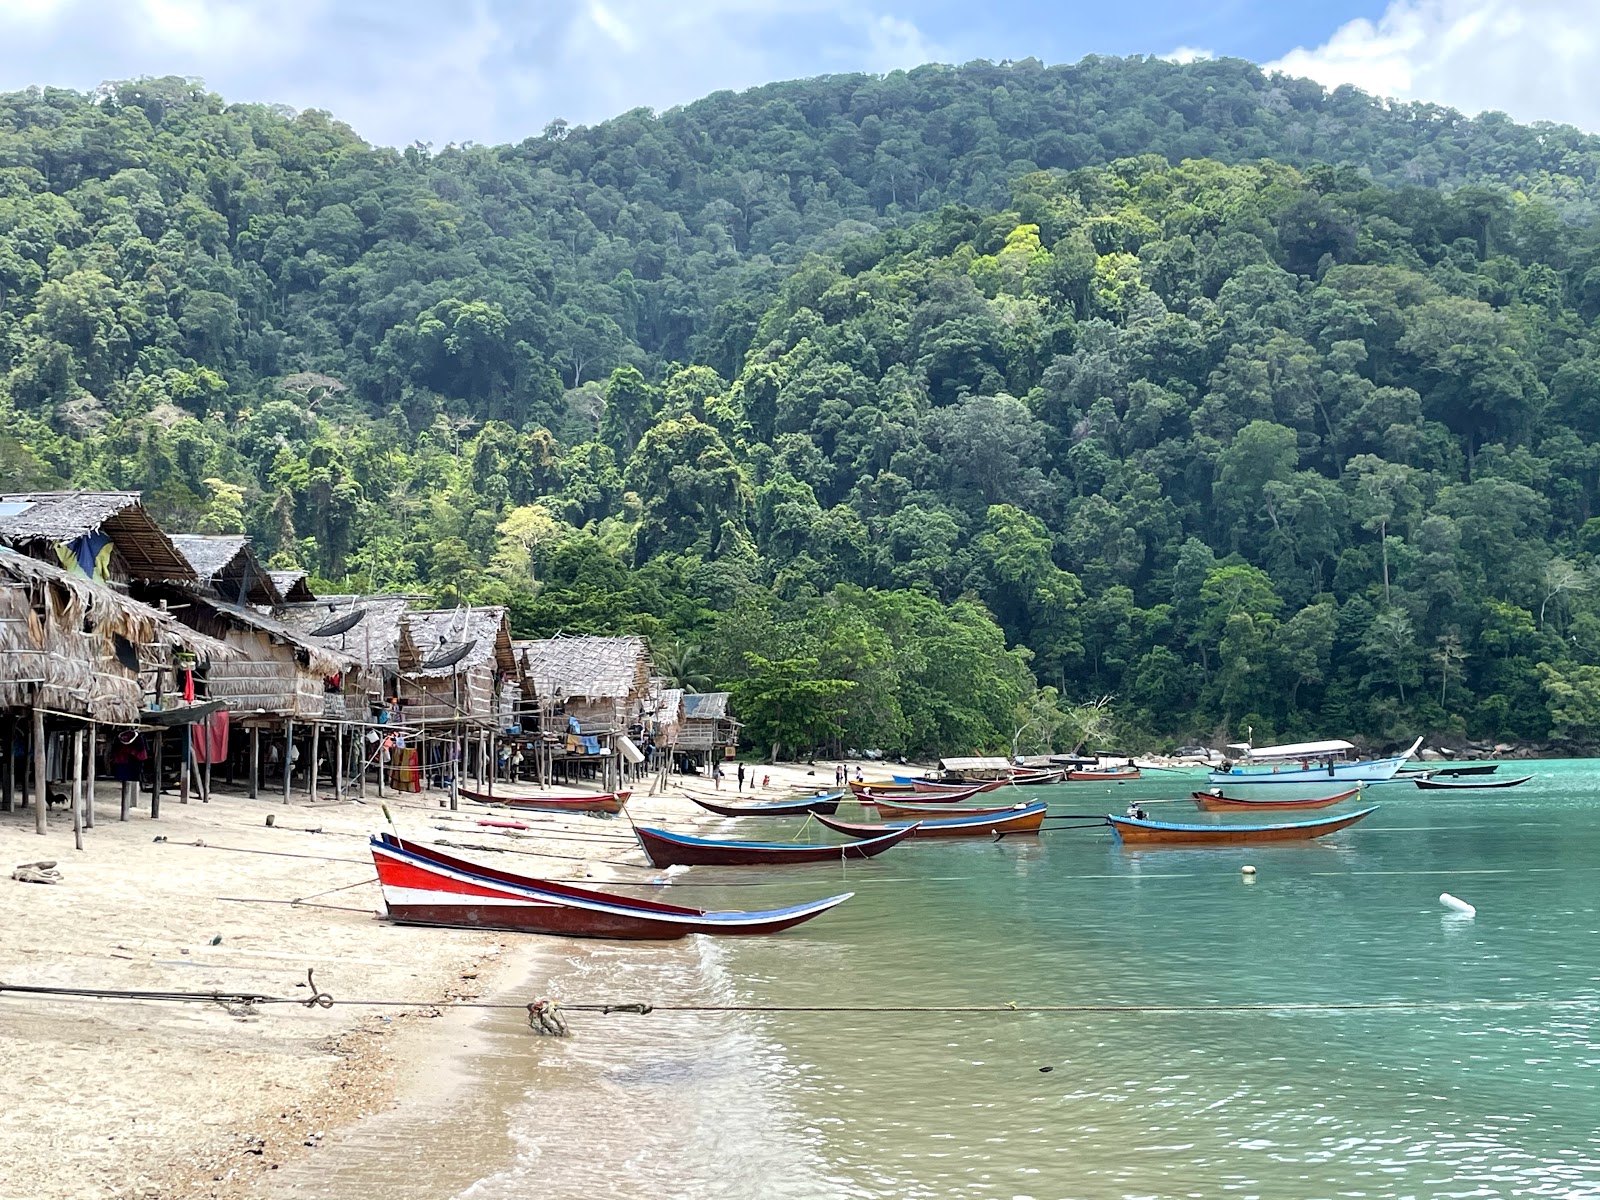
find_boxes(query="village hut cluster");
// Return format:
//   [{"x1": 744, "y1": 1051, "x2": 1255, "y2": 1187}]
[{"x1": 0, "y1": 491, "x2": 740, "y2": 843}]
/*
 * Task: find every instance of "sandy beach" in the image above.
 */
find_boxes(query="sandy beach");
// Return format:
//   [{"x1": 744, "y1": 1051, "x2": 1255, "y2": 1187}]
[{"x1": 0, "y1": 759, "x2": 842, "y2": 1200}]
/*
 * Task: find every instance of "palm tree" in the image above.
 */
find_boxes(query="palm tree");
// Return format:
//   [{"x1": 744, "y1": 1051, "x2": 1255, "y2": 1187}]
[{"x1": 655, "y1": 640, "x2": 712, "y2": 693}]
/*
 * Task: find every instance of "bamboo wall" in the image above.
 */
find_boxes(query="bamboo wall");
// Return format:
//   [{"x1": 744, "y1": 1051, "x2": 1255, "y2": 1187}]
[{"x1": 203, "y1": 628, "x2": 326, "y2": 718}]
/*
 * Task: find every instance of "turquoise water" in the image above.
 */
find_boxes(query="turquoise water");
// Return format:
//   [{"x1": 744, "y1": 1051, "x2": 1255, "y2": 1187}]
[{"x1": 462, "y1": 764, "x2": 1600, "y2": 1199}]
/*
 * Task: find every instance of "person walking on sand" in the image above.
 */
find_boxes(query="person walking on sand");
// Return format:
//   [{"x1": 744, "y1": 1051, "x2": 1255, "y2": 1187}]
[
  {"x1": 713, "y1": 763, "x2": 724, "y2": 790},
  {"x1": 737, "y1": 763, "x2": 746, "y2": 793}
]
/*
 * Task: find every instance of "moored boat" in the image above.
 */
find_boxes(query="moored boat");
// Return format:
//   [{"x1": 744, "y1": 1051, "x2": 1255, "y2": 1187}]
[
  {"x1": 634, "y1": 823, "x2": 917, "y2": 868},
  {"x1": 370, "y1": 834, "x2": 851, "y2": 938},
  {"x1": 1008, "y1": 768, "x2": 1066, "y2": 785},
  {"x1": 1413, "y1": 775, "x2": 1532, "y2": 791},
  {"x1": 1066, "y1": 767, "x2": 1141, "y2": 781},
  {"x1": 1206, "y1": 737, "x2": 1421, "y2": 798},
  {"x1": 858, "y1": 782, "x2": 988, "y2": 804},
  {"x1": 868, "y1": 797, "x2": 1039, "y2": 820},
  {"x1": 1191, "y1": 787, "x2": 1359, "y2": 812},
  {"x1": 461, "y1": 787, "x2": 630, "y2": 815},
  {"x1": 1108, "y1": 806, "x2": 1379, "y2": 846},
  {"x1": 848, "y1": 779, "x2": 914, "y2": 797},
  {"x1": 693, "y1": 793, "x2": 844, "y2": 817},
  {"x1": 813, "y1": 802, "x2": 1048, "y2": 840}
]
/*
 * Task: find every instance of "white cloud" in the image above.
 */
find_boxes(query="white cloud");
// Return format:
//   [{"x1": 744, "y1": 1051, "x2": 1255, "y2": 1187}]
[
  {"x1": 0, "y1": 0, "x2": 943, "y2": 147},
  {"x1": 1267, "y1": 0, "x2": 1600, "y2": 131},
  {"x1": 1162, "y1": 46, "x2": 1215, "y2": 64}
]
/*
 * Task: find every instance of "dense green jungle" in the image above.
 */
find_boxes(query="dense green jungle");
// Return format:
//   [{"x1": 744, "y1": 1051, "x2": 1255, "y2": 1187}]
[{"x1": 6, "y1": 56, "x2": 1600, "y2": 757}]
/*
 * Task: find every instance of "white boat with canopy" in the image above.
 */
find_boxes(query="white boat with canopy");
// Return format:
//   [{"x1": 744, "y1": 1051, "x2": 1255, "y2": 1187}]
[{"x1": 1207, "y1": 736, "x2": 1422, "y2": 799}]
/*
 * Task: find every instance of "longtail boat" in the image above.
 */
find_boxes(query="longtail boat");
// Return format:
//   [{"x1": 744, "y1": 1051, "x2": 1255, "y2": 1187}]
[
  {"x1": 1414, "y1": 774, "x2": 1532, "y2": 791},
  {"x1": 1191, "y1": 787, "x2": 1359, "y2": 812},
  {"x1": 813, "y1": 802, "x2": 1048, "y2": 840},
  {"x1": 912, "y1": 777, "x2": 1007, "y2": 794},
  {"x1": 869, "y1": 797, "x2": 1039, "y2": 820},
  {"x1": 1008, "y1": 768, "x2": 1065, "y2": 785},
  {"x1": 634, "y1": 823, "x2": 917, "y2": 868},
  {"x1": 461, "y1": 788, "x2": 630, "y2": 815},
  {"x1": 1208, "y1": 736, "x2": 1422, "y2": 797},
  {"x1": 692, "y1": 793, "x2": 843, "y2": 817},
  {"x1": 370, "y1": 834, "x2": 850, "y2": 939},
  {"x1": 848, "y1": 779, "x2": 914, "y2": 797},
  {"x1": 858, "y1": 782, "x2": 988, "y2": 804},
  {"x1": 1399, "y1": 763, "x2": 1499, "y2": 779},
  {"x1": 1108, "y1": 806, "x2": 1379, "y2": 846},
  {"x1": 1067, "y1": 767, "x2": 1141, "y2": 781}
]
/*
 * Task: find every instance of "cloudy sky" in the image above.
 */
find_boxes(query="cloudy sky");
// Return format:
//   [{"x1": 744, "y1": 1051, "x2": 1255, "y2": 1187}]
[{"x1": 0, "y1": 1, "x2": 1594, "y2": 147}]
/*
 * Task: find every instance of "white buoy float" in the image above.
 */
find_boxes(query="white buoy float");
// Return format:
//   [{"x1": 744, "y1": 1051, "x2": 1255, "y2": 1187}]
[
  {"x1": 1241, "y1": 865, "x2": 1256, "y2": 875},
  {"x1": 1440, "y1": 892, "x2": 1476, "y2": 916}
]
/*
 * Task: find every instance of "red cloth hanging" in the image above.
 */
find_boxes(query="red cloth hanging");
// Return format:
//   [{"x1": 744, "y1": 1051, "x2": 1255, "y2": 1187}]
[
  {"x1": 195, "y1": 709, "x2": 230, "y2": 764},
  {"x1": 182, "y1": 669, "x2": 195, "y2": 703}
]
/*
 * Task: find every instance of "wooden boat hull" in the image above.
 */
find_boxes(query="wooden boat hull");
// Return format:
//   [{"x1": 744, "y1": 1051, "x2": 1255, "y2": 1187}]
[
  {"x1": 910, "y1": 778, "x2": 1006, "y2": 794},
  {"x1": 1191, "y1": 788, "x2": 1358, "y2": 811},
  {"x1": 463, "y1": 788, "x2": 630, "y2": 815},
  {"x1": 1067, "y1": 769, "x2": 1140, "y2": 781},
  {"x1": 813, "y1": 803, "x2": 1048, "y2": 840},
  {"x1": 858, "y1": 783, "x2": 987, "y2": 804},
  {"x1": 1008, "y1": 769, "x2": 1065, "y2": 785},
  {"x1": 869, "y1": 798, "x2": 1037, "y2": 820},
  {"x1": 1109, "y1": 806, "x2": 1379, "y2": 845},
  {"x1": 634, "y1": 823, "x2": 916, "y2": 868},
  {"x1": 370, "y1": 835, "x2": 851, "y2": 938},
  {"x1": 848, "y1": 779, "x2": 914, "y2": 796},
  {"x1": 1414, "y1": 775, "x2": 1532, "y2": 790},
  {"x1": 693, "y1": 793, "x2": 843, "y2": 817}
]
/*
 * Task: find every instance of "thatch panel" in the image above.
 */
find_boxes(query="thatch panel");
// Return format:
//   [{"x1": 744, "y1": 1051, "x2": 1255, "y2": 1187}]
[
  {"x1": 520, "y1": 634, "x2": 650, "y2": 702},
  {"x1": 396, "y1": 664, "x2": 498, "y2": 727},
  {"x1": 0, "y1": 491, "x2": 195, "y2": 582},
  {"x1": 203, "y1": 627, "x2": 328, "y2": 718}
]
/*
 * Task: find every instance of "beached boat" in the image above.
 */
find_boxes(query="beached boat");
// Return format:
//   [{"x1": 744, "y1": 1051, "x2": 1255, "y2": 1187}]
[
  {"x1": 634, "y1": 823, "x2": 917, "y2": 868},
  {"x1": 1108, "y1": 806, "x2": 1379, "y2": 845},
  {"x1": 1206, "y1": 737, "x2": 1421, "y2": 798},
  {"x1": 692, "y1": 793, "x2": 844, "y2": 817},
  {"x1": 869, "y1": 797, "x2": 1039, "y2": 820},
  {"x1": 461, "y1": 788, "x2": 630, "y2": 815},
  {"x1": 370, "y1": 834, "x2": 851, "y2": 938},
  {"x1": 1191, "y1": 787, "x2": 1360, "y2": 812},
  {"x1": 1413, "y1": 775, "x2": 1532, "y2": 791},
  {"x1": 813, "y1": 802, "x2": 1048, "y2": 840},
  {"x1": 1067, "y1": 767, "x2": 1141, "y2": 781}
]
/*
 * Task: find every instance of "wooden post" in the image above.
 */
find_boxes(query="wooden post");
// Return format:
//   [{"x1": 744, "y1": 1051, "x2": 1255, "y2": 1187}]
[
  {"x1": 202, "y1": 751, "x2": 211, "y2": 803},
  {"x1": 486, "y1": 732, "x2": 494, "y2": 800},
  {"x1": 151, "y1": 729, "x2": 163, "y2": 820},
  {"x1": 308, "y1": 722, "x2": 319, "y2": 801},
  {"x1": 249, "y1": 726, "x2": 260, "y2": 799},
  {"x1": 376, "y1": 725, "x2": 384, "y2": 798},
  {"x1": 85, "y1": 722, "x2": 96, "y2": 828},
  {"x1": 121, "y1": 779, "x2": 132, "y2": 821},
  {"x1": 71, "y1": 726, "x2": 84, "y2": 852},
  {"x1": 180, "y1": 724, "x2": 191, "y2": 805},
  {"x1": 334, "y1": 724, "x2": 345, "y2": 803},
  {"x1": 358, "y1": 726, "x2": 367, "y2": 799},
  {"x1": 4, "y1": 715, "x2": 14, "y2": 812},
  {"x1": 32, "y1": 701, "x2": 46, "y2": 835},
  {"x1": 282, "y1": 719, "x2": 293, "y2": 804}
]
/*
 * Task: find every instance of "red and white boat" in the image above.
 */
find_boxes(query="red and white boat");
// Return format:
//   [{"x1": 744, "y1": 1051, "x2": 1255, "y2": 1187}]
[
  {"x1": 370, "y1": 834, "x2": 850, "y2": 939},
  {"x1": 458, "y1": 787, "x2": 630, "y2": 815}
]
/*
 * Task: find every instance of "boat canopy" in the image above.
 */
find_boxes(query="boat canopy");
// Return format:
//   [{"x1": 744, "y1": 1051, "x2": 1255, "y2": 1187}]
[{"x1": 1228, "y1": 739, "x2": 1355, "y2": 762}]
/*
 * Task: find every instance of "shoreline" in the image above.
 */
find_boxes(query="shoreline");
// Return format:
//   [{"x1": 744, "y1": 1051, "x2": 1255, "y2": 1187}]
[{"x1": 0, "y1": 762, "x2": 825, "y2": 1200}]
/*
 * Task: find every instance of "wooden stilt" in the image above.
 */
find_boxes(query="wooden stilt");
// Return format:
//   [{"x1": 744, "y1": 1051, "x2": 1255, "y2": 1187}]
[
  {"x1": 85, "y1": 722, "x2": 95, "y2": 828},
  {"x1": 358, "y1": 726, "x2": 367, "y2": 799},
  {"x1": 486, "y1": 732, "x2": 494, "y2": 800},
  {"x1": 151, "y1": 730, "x2": 163, "y2": 820},
  {"x1": 32, "y1": 701, "x2": 46, "y2": 835},
  {"x1": 202, "y1": 751, "x2": 211, "y2": 803},
  {"x1": 334, "y1": 724, "x2": 345, "y2": 803},
  {"x1": 180, "y1": 724, "x2": 191, "y2": 805},
  {"x1": 71, "y1": 727, "x2": 84, "y2": 852},
  {"x1": 4, "y1": 715, "x2": 14, "y2": 812},
  {"x1": 282, "y1": 719, "x2": 293, "y2": 804},
  {"x1": 249, "y1": 727, "x2": 260, "y2": 799},
  {"x1": 308, "y1": 722, "x2": 319, "y2": 802},
  {"x1": 120, "y1": 779, "x2": 132, "y2": 821}
]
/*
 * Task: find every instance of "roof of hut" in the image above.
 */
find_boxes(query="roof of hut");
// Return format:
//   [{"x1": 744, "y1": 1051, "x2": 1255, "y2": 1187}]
[
  {"x1": 278, "y1": 594, "x2": 420, "y2": 671},
  {"x1": 170, "y1": 535, "x2": 281, "y2": 606},
  {"x1": 0, "y1": 548, "x2": 233, "y2": 662},
  {"x1": 682, "y1": 691, "x2": 732, "y2": 720},
  {"x1": 0, "y1": 491, "x2": 194, "y2": 582},
  {"x1": 267, "y1": 569, "x2": 316, "y2": 602},
  {"x1": 519, "y1": 634, "x2": 650, "y2": 702},
  {"x1": 201, "y1": 598, "x2": 356, "y2": 676},
  {"x1": 643, "y1": 677, "x2": 685, "y2": 722},
  {"x1": 400, "y1": 607, "x2": 516, "y2": 678}
]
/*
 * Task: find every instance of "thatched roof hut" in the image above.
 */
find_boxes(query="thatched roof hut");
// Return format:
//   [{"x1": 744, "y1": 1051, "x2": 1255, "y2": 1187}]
[
  {"x1": 170, "y1": 535, "x2": 281, "y2": 606},
  {"x1": 395, "y1": 606, "x2": 516, "y2": 728},
  {"x1": 0, "y1": 492, "x2": 193, "y2": 584},
  {"x1": 278, "y1": 594, "x2": 419, "y2": 676},
  {"x1": 518, "y1": 634, "x2": 651, "y2": 730},
  {"x1": 267, "y1": 570, "x2": 316, "y2": 603},
  {"x1": 679, "y1": 691, "x2": 740, "y2": 755},
  {"x1": 642, "y1": 677, "x2": 685, "y2": 746},
  {"x1": 0, "y1": 548, "x2": 230, "y2": 725}
]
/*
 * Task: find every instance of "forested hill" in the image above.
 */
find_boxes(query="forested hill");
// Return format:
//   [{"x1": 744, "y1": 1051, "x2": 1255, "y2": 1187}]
[{"x1": 6, "y1": 60, "x2": 1600, "y2": 756}]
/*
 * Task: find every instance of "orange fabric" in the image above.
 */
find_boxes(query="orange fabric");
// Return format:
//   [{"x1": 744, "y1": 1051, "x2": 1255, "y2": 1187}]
[
  {"x1": 389, "y1": 747, "x2": 421, "y2": 792},
  {"x1": 194, "y1": 709, "x2": 230, "y2": 764}
]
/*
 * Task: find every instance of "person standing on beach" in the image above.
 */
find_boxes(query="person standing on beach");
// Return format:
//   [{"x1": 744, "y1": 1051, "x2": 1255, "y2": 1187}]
[
  {"x1": 737, "y1": 763, "x2": 746, "y2": 792},
  {"x1": 713, "y1": 763, "x2": 723, "y2": 790}
]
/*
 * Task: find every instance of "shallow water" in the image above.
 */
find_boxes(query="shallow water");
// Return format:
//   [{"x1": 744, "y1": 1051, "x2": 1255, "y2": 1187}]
[{"x1": 322, "y1": 763, "x2": 1600, "y2": 1199}]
